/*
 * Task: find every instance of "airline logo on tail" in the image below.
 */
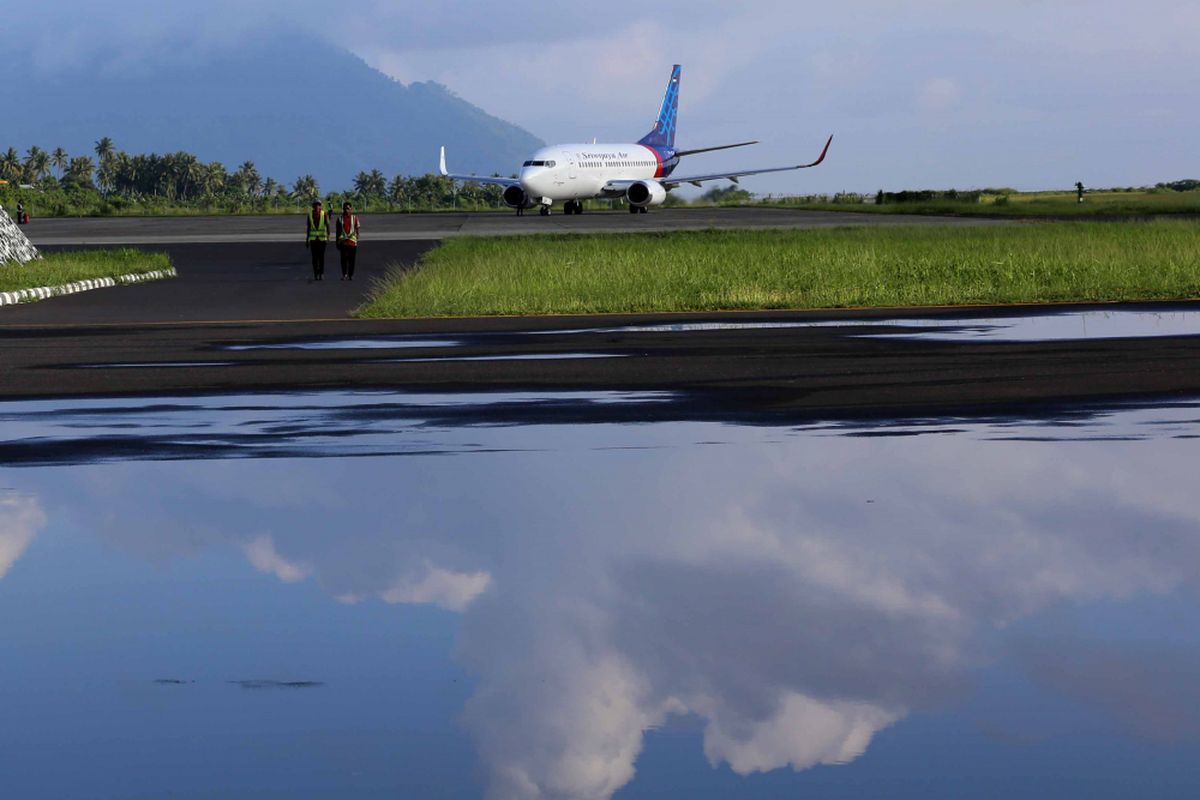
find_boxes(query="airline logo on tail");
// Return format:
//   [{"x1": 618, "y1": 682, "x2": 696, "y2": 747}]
[{"x1": 638, "y1": 65, "x2": 681, "y2": 150}]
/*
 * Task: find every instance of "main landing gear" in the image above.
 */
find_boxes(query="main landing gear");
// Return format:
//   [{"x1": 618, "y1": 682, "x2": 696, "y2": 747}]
[
  {"x1": 563, "y1": 200, "x2": 584, "y2": 215},
  {"x1": 628, "y1": 204, "x2": 648, "y2": 214},
  {"x1": 539, "y1": 204, "x2": 551, "y2": 216}
]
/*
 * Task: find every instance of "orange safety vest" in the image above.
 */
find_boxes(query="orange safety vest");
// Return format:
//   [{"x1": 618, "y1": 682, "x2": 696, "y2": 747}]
[{"x1": 337, "y1": 214, "x2": 359, "y2": 246}]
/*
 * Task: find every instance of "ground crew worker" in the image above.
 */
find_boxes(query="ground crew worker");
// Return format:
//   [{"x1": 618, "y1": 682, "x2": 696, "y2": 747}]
[
  {"x1": 305, "y1": 199, "x2": 330, "y2": 280},
  {"x1": 16, "y1": 201, "x2": 24, "y2": 225},
  {"x1": 335, "y1": 201, "x2": 360, "y2": 280}
]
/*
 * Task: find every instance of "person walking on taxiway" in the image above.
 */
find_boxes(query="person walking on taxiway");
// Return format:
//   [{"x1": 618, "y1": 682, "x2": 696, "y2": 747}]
[
  {"x1": 305, "y1": 199, "x2": 330, "y2": 280},
  {"x1": 335, "y1": 201, "x2": 361, "y2": 280}
]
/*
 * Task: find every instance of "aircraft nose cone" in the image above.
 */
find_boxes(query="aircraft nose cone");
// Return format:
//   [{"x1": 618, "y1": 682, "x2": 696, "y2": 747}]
[{"x1": 520, "y1": 171, "x2": 543, "y2": 196}]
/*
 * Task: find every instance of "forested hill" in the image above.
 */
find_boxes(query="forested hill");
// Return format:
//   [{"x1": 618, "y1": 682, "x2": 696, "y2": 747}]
[{"x1": 0, "y1": 36, "x2": 542, "y2": 190}]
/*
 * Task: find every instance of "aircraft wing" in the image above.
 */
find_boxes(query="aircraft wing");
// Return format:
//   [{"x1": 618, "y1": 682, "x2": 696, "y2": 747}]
[
  {"x1": 439, "y1": 146, "x2": 520, "y2": 187},
  {"x1": 661, "y1": 135, "x2": 832, "y2": 189}
]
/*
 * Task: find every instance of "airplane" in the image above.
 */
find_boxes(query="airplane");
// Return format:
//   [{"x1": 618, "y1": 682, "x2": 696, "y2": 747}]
[{"x1": 439, "y1": 64, "x2": 832, "y2": 216}]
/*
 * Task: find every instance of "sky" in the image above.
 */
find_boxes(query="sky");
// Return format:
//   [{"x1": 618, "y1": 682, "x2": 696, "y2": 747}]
[{"x1": 16, "y1": 0, "x2": 1200, "y2": 194}]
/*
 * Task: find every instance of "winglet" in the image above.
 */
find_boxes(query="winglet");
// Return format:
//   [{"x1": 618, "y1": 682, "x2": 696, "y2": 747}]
[
  {"x1": 801, "y1": 135, "x2": 833, "y2": 169},
  {"x1": 439, "y1": 146, "x2": 448, "y2": 176}
]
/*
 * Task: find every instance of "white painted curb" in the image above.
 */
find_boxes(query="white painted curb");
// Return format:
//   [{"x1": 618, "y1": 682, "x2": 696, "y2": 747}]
[{"x1": 0, "y1": 267, "x2": 177, "y2": 307}]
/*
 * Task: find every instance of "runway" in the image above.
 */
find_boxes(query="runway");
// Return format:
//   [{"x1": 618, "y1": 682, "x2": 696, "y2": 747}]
[
  {"x1": 4, "y1": 210, "x2": 1199, "y2": 420},
  {"x1": 26, "y1": 206, "x2": 1006, "y2": 246},
  {"x1": 10, "y1": 241, "x2": 434, "y2": 324}
]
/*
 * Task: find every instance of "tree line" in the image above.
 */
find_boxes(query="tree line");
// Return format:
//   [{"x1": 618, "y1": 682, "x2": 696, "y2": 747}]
[{"x1": 0, "y1": 137, "x2": 508, "y2": 212}]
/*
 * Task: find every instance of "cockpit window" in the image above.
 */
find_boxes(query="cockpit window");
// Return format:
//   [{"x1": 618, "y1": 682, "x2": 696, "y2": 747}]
[{"x1": 522, "y1": 160, "x2": 556, "y2": 168}]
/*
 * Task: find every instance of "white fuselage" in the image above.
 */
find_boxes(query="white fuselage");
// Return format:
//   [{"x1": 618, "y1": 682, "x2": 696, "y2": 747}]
[{"x1": 519, "y1": 144, "x2": 663, "y2": 202}]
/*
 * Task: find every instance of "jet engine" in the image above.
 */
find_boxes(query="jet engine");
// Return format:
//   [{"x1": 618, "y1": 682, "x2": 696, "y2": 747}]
[
  {"x1": 625, "y1": 180, "x2": 667, "y2": 208},
  {"x1": 502, "y1": 186, "x2": 538, "y2": 209}
]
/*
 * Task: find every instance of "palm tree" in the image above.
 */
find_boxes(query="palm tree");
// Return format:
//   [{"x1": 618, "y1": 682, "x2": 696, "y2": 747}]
[
  {"x1": 353, "y1": 171, "x2": 372, "y2": 196},
  {"x1": 51, "y1": 147, "x2": 68, "y2": 179},
  {"x1": 111, "y1": 152, "x2": 134, "y2": 196},
  {"x1": 90, "y1": 137, "x2": 116, "y2": 194},
  {"x1": 234, "y1": 160, "x2": 261, "y2": 196},
  {"x1": 292, "y1": 174, "x2": 319, "y2": 202},
  {"x1": 96, "y1": 158, "x2": 117, "y2": 195},
  {"x1": 388, "y1": 175, "x2": 411, "y2": 206},
  {"x1": 0, "y1": 147, "x2": 21, "y2": 182},
  {"x1": 202, "y1": 162, "x2": 228, "y2": 196},
  {"x1": 94, "y1": 137, "x2": 115, "y2": 163},
  {"x1": 24, "y1": 146, "x2": 50, "y2": 183},
  {"x1": 367, "y1": 168, "x2": 387, "y2": 196},
  {"x1": 64, "y1": 155, "x2": 96, "y2": 188}
]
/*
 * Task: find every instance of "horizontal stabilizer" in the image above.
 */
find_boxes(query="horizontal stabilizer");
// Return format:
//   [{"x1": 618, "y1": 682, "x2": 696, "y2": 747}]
[{"x1": 674, "y1": 141, "x2": 758, "y2": 158}]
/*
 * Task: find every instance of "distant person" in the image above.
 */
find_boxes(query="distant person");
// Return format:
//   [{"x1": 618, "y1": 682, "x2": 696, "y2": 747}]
[
  {"x1": 1076, "y1": 181, "x2": 1085, "y2": 204},
  {"x1": 16, "y1": 201, "x2": 25, "y2": 225},
  {"x1": 335, "y1": 201, "x2": 360, "y2": 280},
  {"x1": 305, "y1": 200, "x2": 329, "y2": 280}
]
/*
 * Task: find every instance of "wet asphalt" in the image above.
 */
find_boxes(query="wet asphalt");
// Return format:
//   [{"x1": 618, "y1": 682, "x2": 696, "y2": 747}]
[{"x1": 4, "y1": 211, "x2": 1200, "y2": 421}]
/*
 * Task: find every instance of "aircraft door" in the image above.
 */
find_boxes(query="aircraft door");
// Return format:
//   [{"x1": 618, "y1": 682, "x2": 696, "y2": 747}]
[{"x1": 563, "y1": 151, "x2": 576, "y2": 180}]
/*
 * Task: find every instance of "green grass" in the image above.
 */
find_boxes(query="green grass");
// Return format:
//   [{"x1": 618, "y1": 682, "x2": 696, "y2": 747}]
[
  {"x1": 357, "y1": 221, "x2": 1200, "y2": 317},
  {"x1": 0, "y1": 249, "x2": 172, "y2": 293},
  {"x1": 775, "y1": 190, "x2": 1200, "y2": 219}
]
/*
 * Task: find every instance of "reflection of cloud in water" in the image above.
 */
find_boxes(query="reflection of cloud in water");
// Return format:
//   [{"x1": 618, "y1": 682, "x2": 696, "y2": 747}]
[
  {"x1": 11, "y1": 407, "x2": 1200, "y2": 798},
  {"x1": 339, "y1": 559, "x2": 491, "y2": 612},
  {"x1": 243, "y1": 534, "x2": 312, "y2": 583},
  {"x1": 0, "y1": 493, "x2": 45, "y2": 579}
]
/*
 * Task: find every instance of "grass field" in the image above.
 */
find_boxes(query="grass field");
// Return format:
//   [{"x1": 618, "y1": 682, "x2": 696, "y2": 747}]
[
  {"x1": 0, "y1": 249, "x2": 172, "y2": 294},
  {"x1": 358, "y1": 220, "x2": 1200, "y2": 318},
  {"x1": 779, "y1": 189, "x2": 1200, "y2": 219}
]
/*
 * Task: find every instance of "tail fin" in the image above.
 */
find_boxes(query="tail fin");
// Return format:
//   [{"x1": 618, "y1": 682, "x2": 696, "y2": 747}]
[{"x1": 638, "y1": 65, "x2": 680, "y2": 149}]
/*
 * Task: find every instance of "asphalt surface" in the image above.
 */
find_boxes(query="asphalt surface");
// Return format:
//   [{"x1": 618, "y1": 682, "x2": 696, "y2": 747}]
[
  {"x1": 4, "y1": 210, "x2": 1199, "y2": 421},
  {"x1": 26, "y1": 206, "x2": 1006, "y2": 245},
  {"x1": 14, "y1": 240, "x2": 434, "y2": 324}
]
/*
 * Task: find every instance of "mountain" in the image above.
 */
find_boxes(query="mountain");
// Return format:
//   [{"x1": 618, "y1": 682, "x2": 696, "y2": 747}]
[{"x1": 0, "y1": 36, "x2": 542, "y2": 190}]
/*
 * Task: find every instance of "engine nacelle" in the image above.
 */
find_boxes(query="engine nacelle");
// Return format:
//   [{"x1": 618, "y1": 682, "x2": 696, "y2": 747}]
[
  {"x1": 502, "y1": 185, "x2": 539, "y2": 209},
  {"x1": 625, "y1": 180, "x2": 667, "y2": 208}
]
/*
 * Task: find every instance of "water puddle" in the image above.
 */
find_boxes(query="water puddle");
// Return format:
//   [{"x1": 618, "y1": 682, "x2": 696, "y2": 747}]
[
  {"x1": 383, "y1": 352, "x2": 629, "y2": 363},
  {"x1": 538, "y1": 307, "x2": 1200, "y2": 342},
  {"x1": 2, "y1": 389, "x2": 1199, "y2": 798},
  {"x1": 0, "y1": 390, "x2": 679, "y2": 465},
  {"x1": 76, "y1": 361, "x2": 237, "y2": 369},
  {"x1": 224, "y1": 338, "x2": 460, "y2": 351}
]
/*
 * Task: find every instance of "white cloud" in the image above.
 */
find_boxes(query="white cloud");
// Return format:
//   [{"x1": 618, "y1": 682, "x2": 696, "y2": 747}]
[
  {"x1": 242, "y1": 534, "x2": 311, "y2": 583},
  {"x1": 700, "y1": 692, "x2": 902, "y2": 774},
  {"x1": 466, "y1": 650, "x2": 659, "y2": 800},
  {"x1": 379, "y1": 561, "x2": 491, "y2": 612},
  {"x1": 0, "y1": 494, "x2": 46, "y2": 579}
]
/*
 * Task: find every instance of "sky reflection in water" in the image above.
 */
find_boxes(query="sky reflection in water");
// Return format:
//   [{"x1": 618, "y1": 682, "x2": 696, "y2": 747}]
[{"x1": 1, "y1": 392, "x2": 1199, "y2": 799}]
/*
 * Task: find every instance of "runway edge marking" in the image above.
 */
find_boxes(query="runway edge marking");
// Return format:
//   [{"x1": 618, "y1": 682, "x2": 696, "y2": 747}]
[{"x1": 0, "y1": 267, "x2": 178, "y2": 307}]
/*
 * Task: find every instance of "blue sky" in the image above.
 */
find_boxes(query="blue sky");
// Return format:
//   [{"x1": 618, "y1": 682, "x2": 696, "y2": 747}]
[{"x1": 19, "y1": 1, "x2": 1200, "y2": 194}]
